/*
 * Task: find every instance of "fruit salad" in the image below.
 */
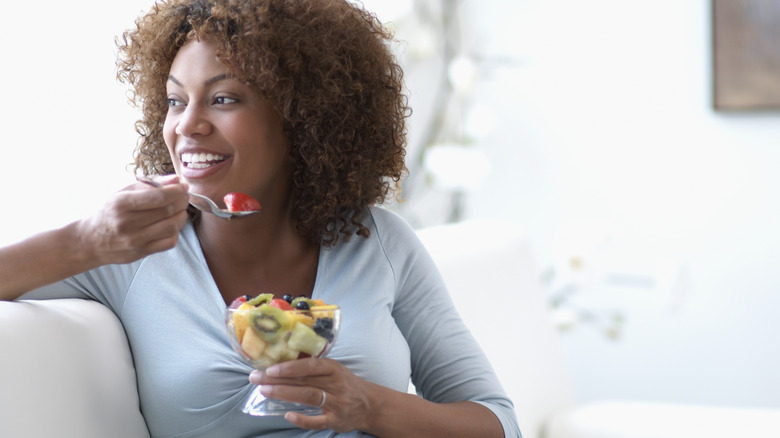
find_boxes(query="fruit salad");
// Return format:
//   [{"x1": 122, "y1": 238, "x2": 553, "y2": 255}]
[{"x1": 227, "y1": 293, "x2": 339, "y2": 369}]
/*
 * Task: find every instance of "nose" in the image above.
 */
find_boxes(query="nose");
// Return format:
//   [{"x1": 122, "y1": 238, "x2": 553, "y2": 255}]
[{"x1": 175, "y1": 103, "x2": 212, "y2": 137}]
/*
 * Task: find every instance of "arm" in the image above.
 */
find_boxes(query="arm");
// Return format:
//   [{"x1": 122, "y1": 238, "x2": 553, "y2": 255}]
[
  {"x1": 250, "y1": 209, "x2": 518, "y2": 436},
  {"x1": 0, "y1": 176, "x2": 189, "y2": 301},
  {"x1": 362, "y1": 389, "x2": 504, "y2": 438}
]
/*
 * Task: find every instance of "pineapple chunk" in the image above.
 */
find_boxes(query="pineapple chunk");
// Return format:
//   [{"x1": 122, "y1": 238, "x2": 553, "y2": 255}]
[
  {"x1": 232, "y1": 303, "x2": 254, "y2": 343},
  {"x1": 264, "y1": 338, "x2": 300, "y2": 362},
  {"x1": 310, "y1": 304, "x2": 338, "y2": 320},
  {"x1": 240, "y1": 326, "x2": 268, "y2": 361},
  {"x1": 288, "y1": 311, "x2": 315, "y2": 328}
]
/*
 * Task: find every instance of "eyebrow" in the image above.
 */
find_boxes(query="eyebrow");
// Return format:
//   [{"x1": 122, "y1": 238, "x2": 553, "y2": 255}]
[{"x1": 167, "y1": 73, "x2": 232, "y2": 87}]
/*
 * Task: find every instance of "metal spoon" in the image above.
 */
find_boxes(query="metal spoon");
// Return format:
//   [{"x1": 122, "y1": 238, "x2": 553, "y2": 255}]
[{"x1": 136, "y1": 176, "x2": 261, "y2": 219}]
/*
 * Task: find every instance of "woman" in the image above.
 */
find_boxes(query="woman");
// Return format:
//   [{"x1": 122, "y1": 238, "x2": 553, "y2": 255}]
[{"x1": 0, "y1": 0, "x2": 520, "y2": 436}]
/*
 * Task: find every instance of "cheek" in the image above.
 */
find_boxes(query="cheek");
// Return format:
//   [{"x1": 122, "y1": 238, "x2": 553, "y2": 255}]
[{"x1": 162, "y1": 117, "x2": 177, "y2": 155}]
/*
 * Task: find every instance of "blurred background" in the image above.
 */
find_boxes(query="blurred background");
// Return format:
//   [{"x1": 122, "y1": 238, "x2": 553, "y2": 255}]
[{"x1": 2, "y1": 0, "x2": 778, "y2": 412}]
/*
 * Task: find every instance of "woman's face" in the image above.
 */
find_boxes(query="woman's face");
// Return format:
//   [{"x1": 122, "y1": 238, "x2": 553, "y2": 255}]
[{"x1": 163, "y1": 39, "x2": 291, "y2": 210}]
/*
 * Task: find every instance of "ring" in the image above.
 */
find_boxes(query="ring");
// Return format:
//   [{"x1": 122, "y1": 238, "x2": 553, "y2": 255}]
[{"x1": 316, "y1": 389, "x2": 327, "y2": 408}]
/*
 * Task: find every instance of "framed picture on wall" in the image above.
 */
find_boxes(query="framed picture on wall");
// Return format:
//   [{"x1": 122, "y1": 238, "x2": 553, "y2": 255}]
[{"x1": 712, "y1": 0, "x2": 780, "y2": 110}]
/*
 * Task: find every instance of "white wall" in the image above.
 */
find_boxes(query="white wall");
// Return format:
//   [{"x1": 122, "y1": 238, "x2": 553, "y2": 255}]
[
  {"x1": 457, "y1": 0, "x2": 780, "y2": 408},
  {"x1": 0, "y1": 1, "x2": 149, "y2": 244}
]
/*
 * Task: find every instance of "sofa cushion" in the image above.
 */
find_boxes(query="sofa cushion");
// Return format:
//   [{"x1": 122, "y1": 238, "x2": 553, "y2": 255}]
[
  {"x1": 0, "y1": 299, "x2": 150, "y2": 438},
  {"x1": 544, "y1": 400, "x2": 780, "y2": 438}
]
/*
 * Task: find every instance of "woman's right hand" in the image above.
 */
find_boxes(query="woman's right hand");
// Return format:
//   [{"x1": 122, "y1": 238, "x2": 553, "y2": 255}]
[
  {"x1": 0, "y1": 175, "x2": 190, "y2": 301},
  {"x1": 77, "y1": 174, "x2": 190, "y2": 265}
]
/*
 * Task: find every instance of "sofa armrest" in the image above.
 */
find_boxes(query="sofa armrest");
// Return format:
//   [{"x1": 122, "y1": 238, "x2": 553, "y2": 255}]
[
  {"x1": 544, "y1": 400, "x2": 780, "y2": 438},
  {"x1": 0, "y1": 299, "x2": 150, "y2": 438}
]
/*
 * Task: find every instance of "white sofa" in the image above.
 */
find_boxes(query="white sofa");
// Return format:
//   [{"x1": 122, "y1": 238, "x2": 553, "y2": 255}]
[
  {"x1": 0, "y1": 298, "x2": 151, "y2": 438},
  {"x1": 2, "y1": 220, "x2": 780, "y2": 438}
]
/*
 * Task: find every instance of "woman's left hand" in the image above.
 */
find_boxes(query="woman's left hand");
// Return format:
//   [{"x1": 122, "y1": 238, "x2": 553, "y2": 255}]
[
  {"x1": 249, "y1": 358, "x2": 378, "y2": 433},
  {"x1": 249, "y1": 357, "x2": 504, "y2": 438}
]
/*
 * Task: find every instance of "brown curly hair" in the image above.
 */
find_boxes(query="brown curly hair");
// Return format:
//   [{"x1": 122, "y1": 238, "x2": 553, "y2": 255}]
[{"x1": 116, "y1": 0, "x2": 409, "y2": 247}]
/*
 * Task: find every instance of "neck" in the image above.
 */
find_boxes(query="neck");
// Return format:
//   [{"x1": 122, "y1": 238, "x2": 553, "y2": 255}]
[{"x1": 195, "y1": 210, "x2": 320, "y2": 303}]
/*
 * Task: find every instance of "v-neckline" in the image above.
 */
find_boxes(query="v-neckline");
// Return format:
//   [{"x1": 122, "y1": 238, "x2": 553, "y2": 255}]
[{"x1": 182, "y1": 221, "x2": 325, "y2": 307}]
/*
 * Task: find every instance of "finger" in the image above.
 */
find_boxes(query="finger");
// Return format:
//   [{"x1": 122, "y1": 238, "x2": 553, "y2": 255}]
[
  {"x1": 94, "y1": 209, "x2": 188, "y2": 263},
  {"x1": 141, "y1": 229, "x2": 182, "y2": 254},
  {"x1": 130, "y1": 174, "x2": 183, "y2": 189},
  {"x1": 154, "y1": 174, "x2": 184, "y2": 186},
  {"x1": 265, "y1": 357, "x2": 334, "y2": 379},
  {"x1": 248, "y1": 370, "x2": 264, "y2": 385},
  {"x1": 134, "y1": 210, "x2": 189, "y2": 247},
  {"x1": 125, "y1": 179, "x2": 189, "y2": 206},
  {"x1": 111, "y1": 188, "x2": 189, "y2": 222},
  {"x1": 284, "y1": 411, "x2": 331, "y2": 431},
  {"x1": 105, "y1": 206, "x2": 187, "y2": 247},
  {"x1": 109, "y1": 205, "x2": 187, "y2": 239},
  {"x1": 129, "y1": 185, "x2": 189, "y2": 209},
  {"x1": 259, "y1": 384, "x2": 325, "y2": 409}
]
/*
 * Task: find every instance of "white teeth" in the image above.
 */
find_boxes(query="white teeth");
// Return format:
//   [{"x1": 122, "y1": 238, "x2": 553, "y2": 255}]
[{"x1": 181, "y1": 152, "x2": 227, "y2": 168}]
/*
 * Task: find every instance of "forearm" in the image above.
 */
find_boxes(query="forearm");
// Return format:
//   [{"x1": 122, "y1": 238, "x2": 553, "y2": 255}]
[
  {"x1": 0, "y1": 221, "x2": 96, "y2": 300},
  {"x1": 362, "y1": 382, "x2": 505, "y2": 438}
]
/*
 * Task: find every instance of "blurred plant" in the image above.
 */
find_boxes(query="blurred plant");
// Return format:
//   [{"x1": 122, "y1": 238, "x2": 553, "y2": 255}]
[
  {"x1": 541, "y1": 257, "x2": 626, "y2": 341},
  {"x1": 541, "y1": 220, "x2": 627, "y2": 341},
  {"x1": 376, "y1": 0, "x2": 510, "y2": 227}
]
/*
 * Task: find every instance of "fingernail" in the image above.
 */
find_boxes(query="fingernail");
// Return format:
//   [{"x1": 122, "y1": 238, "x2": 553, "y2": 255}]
[{"x1": 248, "y1": 370, "x2": 262, "y2": 384}]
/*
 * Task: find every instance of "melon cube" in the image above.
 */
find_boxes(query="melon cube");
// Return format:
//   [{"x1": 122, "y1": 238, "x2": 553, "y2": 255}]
[{"x1": 288, "y1": 322, "x2": 328, "y2": 356}]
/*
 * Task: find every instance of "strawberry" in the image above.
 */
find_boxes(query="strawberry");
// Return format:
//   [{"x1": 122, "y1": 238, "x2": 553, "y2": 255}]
[
  {"x1": 223, "y1": 192, "x2": 261, "y2": 212},
  {"x1": 268, "y1": 298, "x2": 293, "y2": 311}
]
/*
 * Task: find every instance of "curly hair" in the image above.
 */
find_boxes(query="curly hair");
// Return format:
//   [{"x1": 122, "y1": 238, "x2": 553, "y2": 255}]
[{"x1": 116, "y1": 0, "x2": 409, "y2": 247}]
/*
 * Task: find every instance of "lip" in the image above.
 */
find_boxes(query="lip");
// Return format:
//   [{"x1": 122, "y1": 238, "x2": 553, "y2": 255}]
[{"x1": 176, "y1": 147, "x2": 232, "y2": 180}]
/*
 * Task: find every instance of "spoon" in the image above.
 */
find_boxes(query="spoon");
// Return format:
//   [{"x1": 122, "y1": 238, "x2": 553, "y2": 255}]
[{"x1": 136, "y1": 176, "x2": 261, "y2": 219}]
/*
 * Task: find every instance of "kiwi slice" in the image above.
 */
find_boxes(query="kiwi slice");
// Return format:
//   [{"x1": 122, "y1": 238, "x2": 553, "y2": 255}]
[
  {"x1": 290, "y1": 296, "x2": 313, "y2": 309},
  {"x1": 249, "y1": 304, "x2": 292, "y2": 343},
  {"x1": 247, "y1": 293, "x2": 274, "y2": 307}
]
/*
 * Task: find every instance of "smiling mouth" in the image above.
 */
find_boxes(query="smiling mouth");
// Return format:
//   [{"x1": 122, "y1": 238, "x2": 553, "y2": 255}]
[{"x1": 181, "y1": 152, "x2": 228, "y2": 169}]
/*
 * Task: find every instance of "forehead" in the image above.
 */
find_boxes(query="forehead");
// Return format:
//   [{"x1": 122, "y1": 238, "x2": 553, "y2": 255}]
[{"x1": 170, "y1": 39, "x2": 226, "y2": 74}]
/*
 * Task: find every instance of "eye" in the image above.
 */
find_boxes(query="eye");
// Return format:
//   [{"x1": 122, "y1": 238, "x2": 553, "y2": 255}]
[
  {"x1": 214, "y1": 96, "x2": 239, "y2": 105},
  {"x1": 166, "y1": 97, "x2": 185, "y2": 107}
]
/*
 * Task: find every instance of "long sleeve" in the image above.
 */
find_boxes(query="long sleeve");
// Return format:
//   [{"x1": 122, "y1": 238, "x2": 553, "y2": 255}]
[{"x1": 371, "y1": 208, "x2": 522, "y2": 437}]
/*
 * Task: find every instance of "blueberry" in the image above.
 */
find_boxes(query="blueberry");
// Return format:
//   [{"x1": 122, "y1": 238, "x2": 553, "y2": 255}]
[
  {"x1": 313, "y1": 317, "x2": 335, "y2": 341},
  {"x1": 283, "y1": 294, "x2": 294, "y2": 303},
  {"x1": 295, "y1": 301, "x2": 311, "y2": 310}
]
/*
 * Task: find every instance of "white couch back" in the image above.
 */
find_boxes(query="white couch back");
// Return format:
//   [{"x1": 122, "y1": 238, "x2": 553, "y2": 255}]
[{"x1": 417, "y1": 220, "x2": 574, "y2": 438}]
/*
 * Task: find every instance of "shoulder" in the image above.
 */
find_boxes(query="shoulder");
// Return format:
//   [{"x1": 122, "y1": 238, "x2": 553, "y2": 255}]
[
  {"x1": 365, "y1": 206, "x2": 418, "y2": 244},
  {"x1": 362, "y1": 206, "x2": 429, "y2": 261},
  {"x1": 365, "y1": 206, "x2": 441, "y2": 281},
  {"x1": 324, "y1": 206, "x2": 429, "y2": 274}
]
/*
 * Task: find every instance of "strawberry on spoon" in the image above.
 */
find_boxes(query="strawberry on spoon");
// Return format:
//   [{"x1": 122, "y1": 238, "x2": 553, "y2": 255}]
[
  {"x1": 136, "y1": 176, "x2": 261, "y2": 219},
  {"x1": 223, "y1": 192, "x2": 262, "y2": 212}
]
